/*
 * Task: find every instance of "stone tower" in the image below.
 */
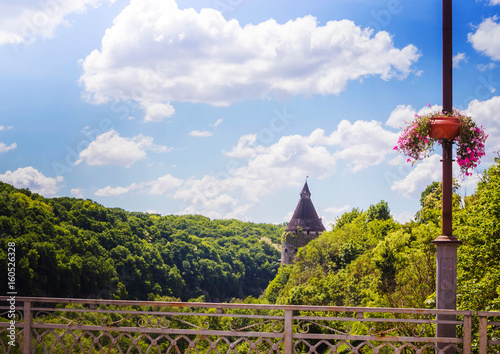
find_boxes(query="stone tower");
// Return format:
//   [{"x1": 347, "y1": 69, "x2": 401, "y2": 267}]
[{"x1": 281, "y1": 180, "x2": 325, "y2": 265}]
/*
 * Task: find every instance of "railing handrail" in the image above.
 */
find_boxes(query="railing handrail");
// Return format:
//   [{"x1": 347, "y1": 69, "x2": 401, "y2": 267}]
[
  {"x1": 0, "y1": 296, "x2": 475, "y2": 316},
  {"x1": 477, "y1": 311, "x2": 500, "y2": 317}
]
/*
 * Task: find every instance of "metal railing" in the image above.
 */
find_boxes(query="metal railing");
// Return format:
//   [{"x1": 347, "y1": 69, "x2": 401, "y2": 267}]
[
  {"x1": 477, "y1": 311, "x2": 500, "y2": 354},
  {"x1": 0, "y1": 296, "x2": 484, "y2": 353}
]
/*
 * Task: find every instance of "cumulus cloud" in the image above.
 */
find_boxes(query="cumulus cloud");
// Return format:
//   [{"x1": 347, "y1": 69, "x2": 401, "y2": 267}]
[
  {"x1": 141, "y1": 101, "x2": 175, "y2": 122},
  {"x1": 0, "y1": 0, "x2": 114, "y2": 45},
  {"x1": 222, "y1": 120, "x2": 397, "y2": 199},
  {"x1": 325, "y1": 204, "x2": 351, "y2": 216},
  {"x1": 79, "y1": 0, "x2": 420, "y2": 116},
  {"x1": 0, "y1": 125, "x2": 13, "y2": 131},
  {"x1": 453, "y1": 52, "x2": 468, "y2": 68},
  {"x1": 0, "y1": 142, "x2": 17, "y2": 154},
  {"x1": 0, "y1": 167, "x2": 63, "y2": 196},
  {"x1": 392, "y1": 210, "x2": 415, "y2": 224},
  {"x1": 385, "y1": 103, "x2": 444, "y2": 131},
  {"x1": 189, "y1": 130, "x2": 213, "y2": 137},
  {"x1": 325, "y1": 120, "x2": 398, "y2": 172},
  {"x1": 146, "y1": 174, "x2": 184, "y2": 195},
  {"x1": 70, "y1": 188, "x2": 85, "y2": 198},
  {"x1": 466, "y1": 95, "x2": 500, "y2": 155},
  {"x1": 224, "y1": 134, "x2": 266, "y2": 158},
  {"x1": 386, "y1": 104, "x2": 416, "y2": 129},
  {"x1": 391, "y1": 154, "x2": 442, "y2": 198},
  {"x1": 92, "y1": 118, "x2": 400, "y2": 218},
  {"x1": 177, "y1": 193, "x2": 251, "y2": 220},
  {"x1": 389, "y1": 96, "x2": 500, "y2": 201},
  {"x1": 95, "y1": 183, "x2": 138, "y2": 197},
  {"x1": 468, "y1": 17, "x2": 500, "y2": 61},
  {"x1": 76, "y1": 130, "x2": 170, "y2": 167}
]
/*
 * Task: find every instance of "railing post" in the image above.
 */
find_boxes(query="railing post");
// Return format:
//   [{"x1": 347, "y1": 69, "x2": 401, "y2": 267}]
[
  {"x1": 479, "y1": 315, "x2": 488, "y2": 354},
  {"x1": 462, "y1": 313, "x2": 472, "y2": 354},
  {"x1": 23, "y1": 300, "x2": 32, "y2": 354},
  {"x1": 284, "y1": 309, "x2": 293, "y2": 354}
]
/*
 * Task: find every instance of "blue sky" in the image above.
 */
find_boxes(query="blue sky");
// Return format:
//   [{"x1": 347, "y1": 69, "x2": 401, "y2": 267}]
[{"x1": 1, "y1": 0, "x2": 500, "y2": 227}]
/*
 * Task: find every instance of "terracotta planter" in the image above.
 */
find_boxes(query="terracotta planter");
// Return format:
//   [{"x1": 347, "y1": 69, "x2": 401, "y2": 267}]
[{"x1": 429, "y1": 116, "x2": 460, "y2": 140}]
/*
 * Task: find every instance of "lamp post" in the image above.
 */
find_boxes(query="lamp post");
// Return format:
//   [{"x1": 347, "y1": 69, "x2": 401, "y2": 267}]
[{"x1": 431, "y1": 0, "x2": 461, "y2": 351}]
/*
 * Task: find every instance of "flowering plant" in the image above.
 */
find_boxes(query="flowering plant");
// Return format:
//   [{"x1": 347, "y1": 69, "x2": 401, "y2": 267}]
[{"x1": 393, "y1": 108, "x2": 488, "y2": 176}]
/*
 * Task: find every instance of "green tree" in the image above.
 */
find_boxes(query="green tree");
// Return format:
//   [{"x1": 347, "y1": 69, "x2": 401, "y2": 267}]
[{"x1": 366, "y1": 200, "x2": 391, "y2": 223}]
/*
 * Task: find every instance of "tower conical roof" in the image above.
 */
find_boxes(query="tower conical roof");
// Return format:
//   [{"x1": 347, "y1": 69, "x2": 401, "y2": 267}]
[{"x1": 285, "y1": 181, "x2": 325, "y2": 232}]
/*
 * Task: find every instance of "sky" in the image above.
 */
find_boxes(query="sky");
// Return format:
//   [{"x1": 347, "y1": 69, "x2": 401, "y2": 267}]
[{"x1": 1, "y1": 0, "x2": 500, "y2": 228}]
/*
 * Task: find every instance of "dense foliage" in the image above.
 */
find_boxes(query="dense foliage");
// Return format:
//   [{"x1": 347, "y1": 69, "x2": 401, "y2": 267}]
[
  {"x1": 0, "y1": 182, "x2": 282, "y2": 301},
  {"x1": 2, "y1": 158, "x2": 500, "y2": 310},
  {"x1": 264, "y1": 158, "x2": 500, "y2": 311}
]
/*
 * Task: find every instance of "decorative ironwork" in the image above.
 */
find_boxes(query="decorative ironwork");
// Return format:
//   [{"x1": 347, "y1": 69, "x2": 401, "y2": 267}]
[
  {"x1": 367, "y1": 322, "x2": 426, "y2": 337},
  {"x1": 297, "y1": 319, "x2": 351, "y2": 335},
  {"x1": 0, "y1": 310, "x2": 23, "y2": 323},
  {"x1": 492, "y1": 325, "x2": 500, "y2": 341},
  {"x1": 230, "y1": 319, "x2": 283, "y2": 332},
  {"x1": 0, "y1": 296, "x2": 480, "y2": 353},
  {"x1": 34, "y1": 310, "x2": 84, "y2": 326}
]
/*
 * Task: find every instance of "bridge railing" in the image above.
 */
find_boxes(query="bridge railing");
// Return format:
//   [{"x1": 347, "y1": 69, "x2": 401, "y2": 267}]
[
  {"x1": 477, "y1": 310, "x2": 500, "y2": 353},
  {"x1": 0, "y1": 296, "x2": 478, "y2": 353}
]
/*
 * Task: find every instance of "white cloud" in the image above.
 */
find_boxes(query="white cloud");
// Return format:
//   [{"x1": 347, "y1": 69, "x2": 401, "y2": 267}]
[
  {"x1": 453, "y1": 52, "x2": 468, "y2": 68},
  {"x1": 416, "y1": 104, "x2": 442, "y2": 116},
  {"x1": 80, "y1": 0, "x2": 420, "y2": 114},
  {"x1": 229, "y1": 134, "x2": 338, "y2": 198},
  {"x1": 189, "y1": 130, "x2": 213, "y2": 137},
  {"x1": 146, "y1": 174, "x2": 184, "y2": 195},
  {"x1": 490, "y1": 0, "x2": 500, "y2": 5},
  {"x1": 141, "y1": 101, "x2": 175, "y2": 122},
  {"x1": 325, "y1": 204, "x2": 351, "y2": 216},
  {"x1": 94, "y1": 173, "x2": 183, "y2": 198},
  {"x1": 284, "y1": 210, "x2": 294, "y2": 222},
  {"x1": 391, "y1": 154, "x2": 442, "y2": 198},
  {"x1": 76, "y1": 130, "x2": 170, "y2": 167},
  {"x1": 210, "y1": 118, "x2": 223, "y2": 127},
  {"x1": 177, "y1": 193, "x2": 251, "y2": 220},
  {"x1": 224, "y1": 120, "x2": 397, "y2": 199},
  {"x1": 0, "y1": 167, "x2": 63, "y2": 196},
  {"x1": 468, "y1": 17, "x2": 500, "y2": 61},
  {"x1": 466, "y1": 95, "x2": 500, "y2": 156},
  {"x1": 389, "y1": 96, "x2": 500, "y2": 201},
  {"x1": 92, "y1": 118, "x2": 401, "y2": 219},
  {"x1": 0, "y1": 125, "x2": 13, "y2": 131},
  {"x1": 477, "y1": 63, "x2": 496, "y2": 71},
  {"x1": 385, "y1": 103, "x2": 441, "y2": 131},
  {"x1": 174, "y1": 175, "x2": 223, "y2": 201},
  {"x1": 0, "y1": 142, "x2": 17, "y2": 153},
  {"x1": 0, "y1": 0, "x2": 114, "y2": 46},
  {"x1": 95, "y1": 183, "x2": 138, "y2": 197},
  {"x1": 70, "y1": 188, "x2": 85, "y2": 198},
  {"x1": 386, "y1": 104, "x2": 416, "y2": 129},
  {"x1": 392, "y1": 210, "x2": 415, "y2": 224},
  {"x1": 224, "y1": 134, "x2": 266, "y2": 158},
  {"x1": 321, "y1": 120, "x2": 399, "y2": 172}
]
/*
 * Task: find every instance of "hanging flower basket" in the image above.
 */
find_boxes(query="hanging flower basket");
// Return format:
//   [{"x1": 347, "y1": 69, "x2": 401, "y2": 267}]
[
  {"x1": 393, "y1": 107, "x2": 488, "y2": 176},
  {"x1": 429, "y1": 116, "x2": 460, "y2": 140}
]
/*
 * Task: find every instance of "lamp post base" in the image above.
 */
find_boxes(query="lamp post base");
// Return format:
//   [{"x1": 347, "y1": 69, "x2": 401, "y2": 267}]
[{"x1": 433, "y1": 238, "x2": 461, "y2": 354}]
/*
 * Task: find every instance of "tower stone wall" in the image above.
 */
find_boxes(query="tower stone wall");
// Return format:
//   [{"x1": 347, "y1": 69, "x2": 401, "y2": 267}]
[{"x1": 281, "y1": 181, "x2": 325, "y2": 265}]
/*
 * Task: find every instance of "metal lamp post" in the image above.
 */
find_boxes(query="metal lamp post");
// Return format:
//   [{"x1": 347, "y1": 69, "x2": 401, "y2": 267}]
[{"x1": 431, "y1": 0, "x2": 461, "y2": 351}]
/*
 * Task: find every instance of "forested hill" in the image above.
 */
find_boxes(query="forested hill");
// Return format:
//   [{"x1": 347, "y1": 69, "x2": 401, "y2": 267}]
[
  {"x1": 0, "y1": 181, "x2": 283, "y2": 301},
  {"x1": 264, "y1": 158, "x2": 500, "y2": 312}
]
